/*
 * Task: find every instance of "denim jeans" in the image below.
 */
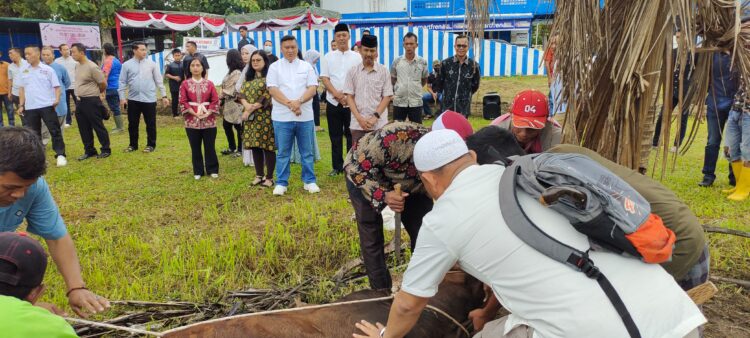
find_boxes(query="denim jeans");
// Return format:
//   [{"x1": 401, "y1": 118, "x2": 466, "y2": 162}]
[
  {"x1": 703, "y1": 96, "x2": 736, "y2": 181},
  {"x1": 273, "y1": 120, "x2": 316, "y2": 187},
  {"x1": 725, "y1": 109, "x2": 750, "y2": 162},
  {"x1": 105, "y1": 89, "x2": 121, "y2": 117},
  {"x1": 422, "y1": 92, "x2": 441, "y2": 117},
  {"x1": 0, "y1": 94, "x2": 13, "y2": 126}
]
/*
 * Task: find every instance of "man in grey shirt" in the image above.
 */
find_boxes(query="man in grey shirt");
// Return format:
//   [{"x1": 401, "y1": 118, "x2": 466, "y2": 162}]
[
  {"x1": 118, "y1": 41, "x2": 169, "y2": 153},
  {"x1": 391, "y1": 32, "x2": 428, "y2": 123}
]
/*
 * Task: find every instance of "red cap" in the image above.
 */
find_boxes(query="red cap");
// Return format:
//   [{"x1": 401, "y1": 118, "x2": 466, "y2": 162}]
[
  {"x1": 0, "y1": 232, "x2": 47, "y2": 289},
  {"x1": 510, "y1": 90, "x2": 549, "y2": 129},
  {"x1": 432, "y1": 110, "x2": 474, "y2": 140}
]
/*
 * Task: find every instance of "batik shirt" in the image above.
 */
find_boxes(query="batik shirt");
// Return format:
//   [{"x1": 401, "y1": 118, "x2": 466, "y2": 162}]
[
  {"x1": 439, "y1": 56, "x2": 480, "y2": 116},
  {"x1": 344, "y1": 122, "x2": 429, "y2": 211}
]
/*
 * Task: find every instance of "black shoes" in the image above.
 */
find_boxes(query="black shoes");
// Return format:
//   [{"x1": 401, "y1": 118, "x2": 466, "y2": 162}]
[
  {"x1": 97, "y1": 152, "x2": 111, "y2": 159},
  {"x1": 698, "y1": 177, "x2": 715, "y2": 187},
  {"x1": 77, "y1": 153, "x2": 96, "y2": 161},
  {"x1": 328, "y1": 169, "x2": 343, "y2": 177}
]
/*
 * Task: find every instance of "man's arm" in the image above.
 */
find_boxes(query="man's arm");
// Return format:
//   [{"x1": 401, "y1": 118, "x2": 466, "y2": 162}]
[
  {"x1": 268, "y1": 87, "x2": 291, "y2": 108},
  {"x1": 390, "y1": 59, "x2": 398, "y2": 86},
  {"x1": 17, "y1": 87, "x2": 24, "y2": 114},
  {"x1": 152, "y1": 63, "x2": 168, "y2": 99},
  {"x1": 471, "y1": 63, "x2": 481, "y2": 94},
  {"x1": 353, "y1": 291, "x2": 430, "y2": 338},
  {"x1": 118, "y1": 63, "x2": 128, "y2": 101},
  {"x1": 53, "y1": 86, "x2": 61, "y2": 107},
  {"x1": 46, "y1": 235, "x2": 110, "y2": 317}
]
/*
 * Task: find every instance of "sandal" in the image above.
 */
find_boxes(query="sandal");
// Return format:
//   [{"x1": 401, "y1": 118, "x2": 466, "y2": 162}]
[
  {"x1": 261, "y1": 178, "x2": 274, "y2": 188},
  {"x1": 143, "y1": 146, "x2": 155, "y2": 153},
  {"x1": 124, "y1": 146, "x2": 136, "y2": 153},
  {"x1": 251, "y1": 176, "x2": 263, "y2": 186}
]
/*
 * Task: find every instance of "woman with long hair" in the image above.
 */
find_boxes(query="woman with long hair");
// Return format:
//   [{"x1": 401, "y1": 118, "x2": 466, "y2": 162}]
[
  {"x1": 219, "y1": 49, "x2": 245, "y2": 156},
  {"x1": 179, "y1": 58, "x2": 220, "y2": 180},
  {"x1": 237, "y1": 44, "x2": 257, "y2": 166},
  {"x1": 240, "y1": 51, "x2": 276, "y2": 187}
]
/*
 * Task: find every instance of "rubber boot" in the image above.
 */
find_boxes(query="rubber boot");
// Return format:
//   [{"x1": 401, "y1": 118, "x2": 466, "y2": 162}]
[
  {"x1": 112, "y1": 115, "x2": 124, "y2": 133},
  {"x1": 722, "y1": 162, "x2": 743, "y2": 194},
  {"x1": 727, "y1": 166, "x2": 750, "y2": 201}
]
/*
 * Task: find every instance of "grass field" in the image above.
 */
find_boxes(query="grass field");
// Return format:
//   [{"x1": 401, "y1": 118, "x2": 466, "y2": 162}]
[{"x1": 26, "y1": 76, "x2": 749, "y2": 336}]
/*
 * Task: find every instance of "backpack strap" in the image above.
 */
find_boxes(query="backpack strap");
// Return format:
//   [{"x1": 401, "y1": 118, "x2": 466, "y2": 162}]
[{"x1": 499, "y1": 162, "x2": 642, "y2": 338}]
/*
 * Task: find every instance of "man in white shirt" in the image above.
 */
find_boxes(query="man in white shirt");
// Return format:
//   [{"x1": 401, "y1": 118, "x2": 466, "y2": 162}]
[
  {"x1": 16, "y1": 46, "x2": 67, "y2": 167},
  {"x1": 320, "y1": 23, "x2": 362, "y2": 176},
  {"x1": 266, "y1": 35, "x2": 320, "y2": 196},
  {"x1": 7, "y1": 48, "x2": 29, "y2": 122},
  {"x1": 353, "y1": 130, "x2": 706, "y2": 338},
  {"x1": 54, "y1": 43, "x2": 78, "y2": 127}
]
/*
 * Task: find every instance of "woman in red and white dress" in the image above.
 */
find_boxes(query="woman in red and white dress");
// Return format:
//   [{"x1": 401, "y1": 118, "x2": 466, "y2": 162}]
[{"x1": 179, "y1": 57, "x2": 220, "y2": 180}]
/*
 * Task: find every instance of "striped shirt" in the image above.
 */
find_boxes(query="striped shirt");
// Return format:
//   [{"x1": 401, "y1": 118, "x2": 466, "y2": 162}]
[
  {"x1": 118, "y1": 57, "x2": 167, "y2": 103},
  {"x1": 343, "y1": 62, "x2": 393, "y2": 131}
]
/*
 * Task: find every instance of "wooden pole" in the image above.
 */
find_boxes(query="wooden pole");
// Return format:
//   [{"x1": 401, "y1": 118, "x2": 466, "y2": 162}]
[
  {"x1": 115, "y1": 15, "x2": 123, "y2": 60},
  {"x1": 393, "y1": 184, "x2": 403, "y2": 265}
]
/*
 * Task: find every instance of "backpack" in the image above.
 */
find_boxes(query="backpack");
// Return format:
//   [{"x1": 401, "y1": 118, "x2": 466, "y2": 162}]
[{"x1": 498, "y1": 153, "x2": 677, "y2": 338}]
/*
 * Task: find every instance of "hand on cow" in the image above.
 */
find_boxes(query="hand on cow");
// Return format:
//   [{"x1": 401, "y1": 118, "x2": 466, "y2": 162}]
[
  {"x1": 385, "y1": 190, "x2": 409, "y2": 213},
  {"x1": 353, "y1": 320, "x2": 385, "y2": 338},
  {"x1": 468, "y1": 308, "x2": 494, "y2": 331}
]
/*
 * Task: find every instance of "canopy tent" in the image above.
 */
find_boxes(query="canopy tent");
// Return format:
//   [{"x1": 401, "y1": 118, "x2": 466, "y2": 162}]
[
  {"x1": 226, "y1": 7, "x2": 341, "y2": 31},
  {"x1": 114, "y1": 9, "x2": 226, "y2": 58}
]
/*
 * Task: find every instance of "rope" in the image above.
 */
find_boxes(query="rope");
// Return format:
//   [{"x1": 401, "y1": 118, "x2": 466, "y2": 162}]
[
  {"x1": 424, "y1": 304, "x2": 472, "y2": 337},
  {"x1": 65, "y1": 317, "x2": 164, "y2": 337}
]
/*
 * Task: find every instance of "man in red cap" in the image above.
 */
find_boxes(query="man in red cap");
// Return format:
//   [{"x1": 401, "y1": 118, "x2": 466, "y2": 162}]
[
  {"x1": 491, "y1": 89, "x2": 561, "y2": 153},
  {"x1": 0, "y1": 232, "x2": 78, "y2": 337}
]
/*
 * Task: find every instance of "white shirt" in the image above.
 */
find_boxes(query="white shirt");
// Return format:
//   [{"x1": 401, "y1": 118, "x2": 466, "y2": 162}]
[
  {"x1": 17, "y1": 63, "x2": 60, "y2": 110},
  {"x1": 8, "y1": 59, "x2": 29, "y2": 96},
  {"x1": 266, "y1": 57, "x2": 318, "y2": 122},
  {"x1": 402, "y1": 164, "x2": 706, "y2": 338},
  {"x1": 320, "y1": 49, "x2": 361, "y2": 106},
  {"x1": 54, "y1": 56, "x2": 77, "y2": 87}
]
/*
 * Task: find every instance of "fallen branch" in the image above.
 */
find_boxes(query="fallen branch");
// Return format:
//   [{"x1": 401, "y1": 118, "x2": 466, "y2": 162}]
[
  {"x1": 66, "y1": 317, "x2": 164, "y2": 337},
  {"x1": 710, "y1": 276, "x2": 750, "y2": 289},
  {"x1": 703, "y1": 226, "x2": 750, "y2": 239}
]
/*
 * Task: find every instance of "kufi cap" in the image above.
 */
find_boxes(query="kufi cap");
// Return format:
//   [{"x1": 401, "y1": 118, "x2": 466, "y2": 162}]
[{"x1": 414, "y1": 129, "x2": 469, "y2": 172}]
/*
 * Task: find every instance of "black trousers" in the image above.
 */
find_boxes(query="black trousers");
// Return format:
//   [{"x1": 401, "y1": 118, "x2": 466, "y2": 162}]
[
  {"x1": 346, "y1": 179, "x2": 433, "y2": 290},
  {"x1": 393, "y1": 106, "x2": 423, "y2": 124},
  {"x1": 251, "y1": 148, "x2": 276, "y2": 179},
  {"x1": 222, "y1": 119, "x2": 242, "y2": 152},
  {"x1": 326, "y1": 103, "x2": 352, "y2": 171},
  {"x1": 170, "y1": 89, "x2": 180, "y2": 117},
  {"x1": 312, "y1": 93, "x2": 321, "y2": 127},
  {"x1": 127, "y1": 100, "x2": 157, "y2": 149},
  {"x1": 76, "y1": 97, "x2": 111, "y2": 155},
  {"x1": 186, "y1": 128, "x2": 219, "y2": 176},
  {"x1": 65, "y1": 89, "x2": 78, "y2": 124},
  {"x1": 25, "y1": 106, "x2": 66, "y2": 157}
]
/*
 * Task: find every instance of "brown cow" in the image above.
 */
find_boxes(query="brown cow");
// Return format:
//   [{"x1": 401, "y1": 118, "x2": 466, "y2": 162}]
[{"x1": 162, "y1": 271, "x2": 484, "y2": 338}]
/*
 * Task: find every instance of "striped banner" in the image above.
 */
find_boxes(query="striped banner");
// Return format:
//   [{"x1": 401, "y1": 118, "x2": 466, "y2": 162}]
[{"x1": 151, "y1": 27, "x2": 546, "y2": 77}]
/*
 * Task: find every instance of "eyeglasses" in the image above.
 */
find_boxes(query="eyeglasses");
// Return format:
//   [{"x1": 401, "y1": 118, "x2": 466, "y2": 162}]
[
  {"x1": 251, "y1": 59, "x2": 263, "y2": 62},
  {"x1": 455, "y1": 44, "x2": 468, "y2": 48}
]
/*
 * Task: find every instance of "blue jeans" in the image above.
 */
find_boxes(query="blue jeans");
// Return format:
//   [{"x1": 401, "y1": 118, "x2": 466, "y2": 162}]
[
  {"x1": 0, "y1": 94, "x2": 14, "y2": 126},
  {"x1": 703, "y1": 96, "x2": 736, "y2": 181},
  {"x1": 105, "y1": 89, "x2": 121, "y2": 117},
  {"x1": 273, "y1": 120, "x2": 316, "y2": 187},
  {"x1": 422, "y1": 93, "x2": 441, "y2": 117},
  {"x1": 725, "y1": 109, "x2": 750, "y2": 162}
]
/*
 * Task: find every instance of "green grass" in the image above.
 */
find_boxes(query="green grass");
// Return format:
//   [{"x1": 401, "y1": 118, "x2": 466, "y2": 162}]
[{"x1": 23, "y1": 76, "x2": 749, "y2": 331}]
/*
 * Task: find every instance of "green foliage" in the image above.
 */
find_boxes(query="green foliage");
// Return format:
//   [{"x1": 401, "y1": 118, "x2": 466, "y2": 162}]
[
  {"x1": 195, "y1": 0, "x2": 261, "y2": 15},
  {"x1": 45, "y1": 0, "x2": 136, "y2": 27}
]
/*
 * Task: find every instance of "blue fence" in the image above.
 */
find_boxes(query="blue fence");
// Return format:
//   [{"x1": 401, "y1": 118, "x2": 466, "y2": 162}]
[{"x1": 150, "y1": 27, "x2": 546, "y2": 77}]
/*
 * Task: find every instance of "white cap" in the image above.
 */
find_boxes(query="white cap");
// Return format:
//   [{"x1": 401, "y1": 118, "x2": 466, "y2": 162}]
[{"x1": 414, "y1": 129, "x2": 469, "y2": 172}]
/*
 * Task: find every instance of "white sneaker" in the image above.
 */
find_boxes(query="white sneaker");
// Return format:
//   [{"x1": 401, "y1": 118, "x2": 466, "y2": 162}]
[
  {"x1": 64, "y1": 124, "x2": 71, "y2": 128},
  {"x1": 194, "y1": 175, "x2": 201, "y2": 180},
  {"x1": 210, "y1": 173, "x2": 219, "y2": 178},
  {"x1": 56, "y1": 156, "x2": 67, "y2": 167},
  {"x1": 303, "y1": 183, "x2": 321, "y2": 194},
  {"x1": 273, "y1": 185, "x2": 287, "y2": 196}
]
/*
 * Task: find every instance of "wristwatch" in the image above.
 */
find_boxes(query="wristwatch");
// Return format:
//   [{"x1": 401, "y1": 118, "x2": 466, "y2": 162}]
[
  {"x1": 379, "y1": 327, "x2": 386, "y2": 338},
  {"x1": 373, "y1": 112, "x2": 381, "y2": 119}
]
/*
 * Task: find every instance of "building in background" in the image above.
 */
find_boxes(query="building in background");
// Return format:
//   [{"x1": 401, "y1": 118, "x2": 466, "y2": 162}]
[{"x1": 321, "y1": 0, "x2": 555, "y2": 47}]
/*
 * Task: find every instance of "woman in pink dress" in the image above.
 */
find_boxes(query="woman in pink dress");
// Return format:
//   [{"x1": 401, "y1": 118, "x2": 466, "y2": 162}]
[{"x1": 179, "y1": 58, "x2": 220, "y2": 180}]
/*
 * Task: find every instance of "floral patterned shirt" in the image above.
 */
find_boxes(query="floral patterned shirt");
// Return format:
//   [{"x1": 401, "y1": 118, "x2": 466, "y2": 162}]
[
  {"x1": 179, "y1": 78, "x2": 219, "y2": 129},
  {"x1": 344, "y1": 121, "x2": 429, "y2": 211}
]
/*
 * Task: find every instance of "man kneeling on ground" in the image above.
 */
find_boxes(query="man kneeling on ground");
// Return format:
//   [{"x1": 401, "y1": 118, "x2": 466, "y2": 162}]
[
  {"x1": 0, "y1": 127, "x2": 110, "y2": 317},
  {"x1": 0, "y1": 232, "x2": 78, "y2": 337},
  {"x1": 463, "y1": 126, "x2": 709, "y2": 331},
  {"x1": 353, "y1": 129, "x2": 705, "y2": 338}
]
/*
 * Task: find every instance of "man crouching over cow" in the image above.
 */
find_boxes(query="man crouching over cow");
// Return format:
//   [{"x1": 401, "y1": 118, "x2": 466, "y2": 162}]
[{"x1": 353, "y1": 129, "x2": 705, "y2": 338}]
